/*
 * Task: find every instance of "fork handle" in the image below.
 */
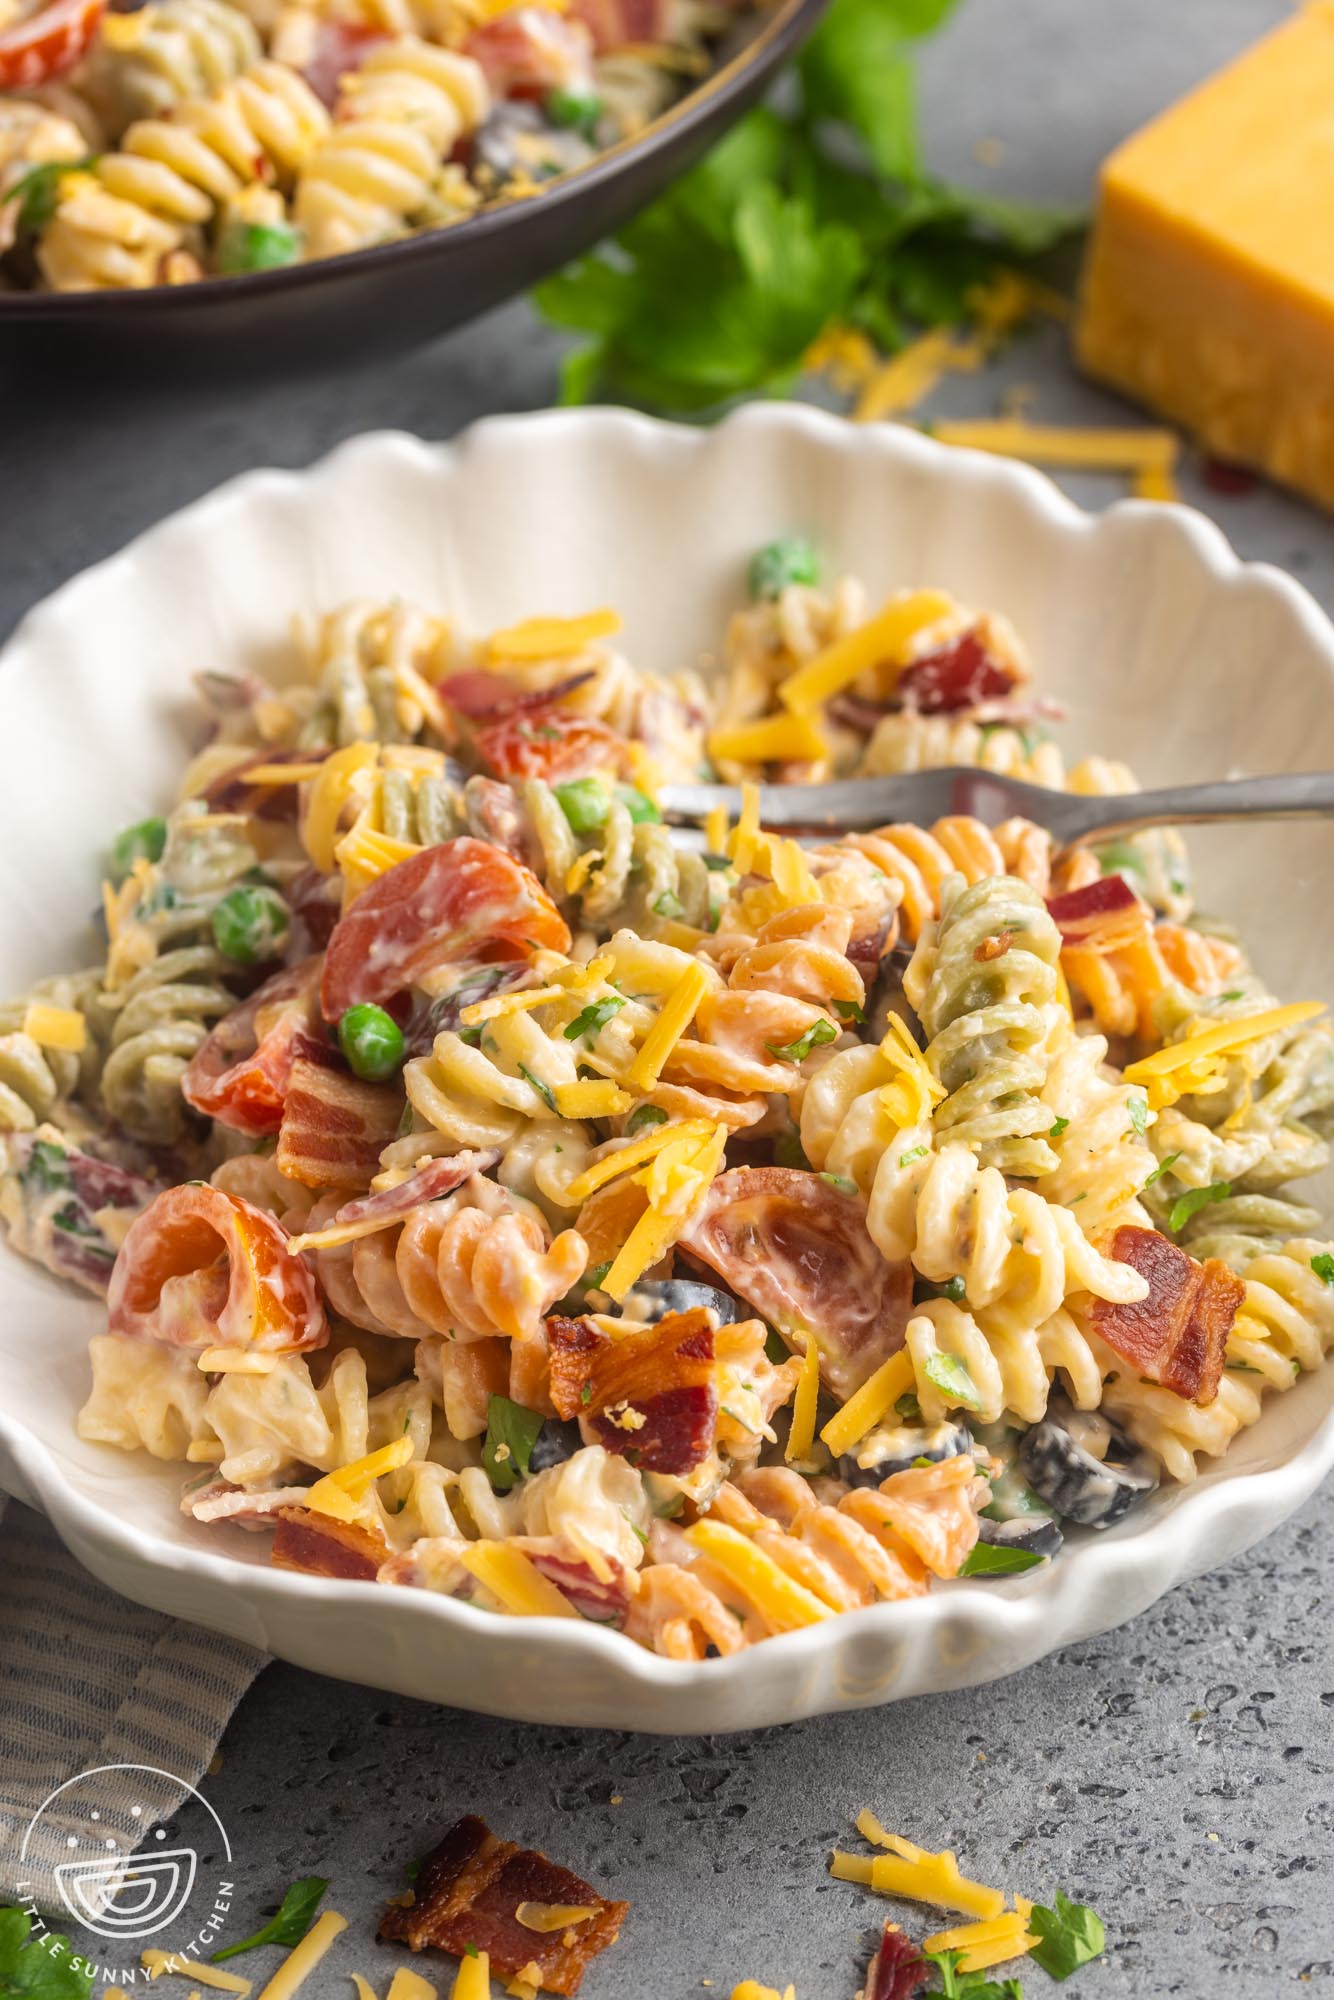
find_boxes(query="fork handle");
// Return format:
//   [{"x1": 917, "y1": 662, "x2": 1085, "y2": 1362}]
[{"x1": 1060, "y1": 771, "x2": 1334, "y2": 845}]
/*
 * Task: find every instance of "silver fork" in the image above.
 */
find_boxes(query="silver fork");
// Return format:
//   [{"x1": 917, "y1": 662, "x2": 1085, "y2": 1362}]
[{"x1": 658, "y1": 769, "x2": 1334, "y2": 848}]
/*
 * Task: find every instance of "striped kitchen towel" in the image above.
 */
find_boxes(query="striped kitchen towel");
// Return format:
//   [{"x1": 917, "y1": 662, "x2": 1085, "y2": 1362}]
[{"x1": 0, "y1": 1498, "x2": 265, "y2": 1914}]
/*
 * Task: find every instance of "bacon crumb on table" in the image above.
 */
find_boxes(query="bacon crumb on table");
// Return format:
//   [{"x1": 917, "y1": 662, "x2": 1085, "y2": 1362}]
[{"x1": 379, "y1": 1816, "x2": 628, "y2": 1996}]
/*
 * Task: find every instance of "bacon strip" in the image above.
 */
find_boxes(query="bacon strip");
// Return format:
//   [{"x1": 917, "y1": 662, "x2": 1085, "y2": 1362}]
[
  {"x1": 271, "y1": 1506, "x2": 391, "y2": 1581},
  {"x1": 546, "y1": 1309, "x2": 718, "y2": 1475},
  {"x1": 896, "y1": 628, "x2": 1017, "y2": 714},
  {"x1": 866, "y1": 1923, "x2": 932, "y2": 2000},
  {"x1": 325, "y1": 1150, "x2": 500, "y2": 1234},
  {"x1": 439, "y1": 670, "x2": 595, "y2": 719},
  {"x1": 379, "y1": 1816, "x2": 628, "y2": 1995},
  {"x1": 524, "y1": 1544, "x2": 633, "y2": 1627},
  {"x1": 1091, "y1": 1225, "x2": 1243, "y2": 1405},
  {"x1": 680, "y1": 1168, "x2": 913, "y2": 1399},
  {"x1": 1046, "y1": 873, "x2": 1145, "y2": 949},
  {"x1": 275, "y1": 1053, "x2": 403, "y2": 1191}
]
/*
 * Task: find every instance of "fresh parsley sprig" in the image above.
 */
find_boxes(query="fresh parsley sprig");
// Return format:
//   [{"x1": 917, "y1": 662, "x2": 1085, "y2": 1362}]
[
  {"x1": 0, "y1": 1910, "x2": 92, "y2": 1998},
  {"x1": 534, "y1": 0, "x2": 1082, "y2": 413}
]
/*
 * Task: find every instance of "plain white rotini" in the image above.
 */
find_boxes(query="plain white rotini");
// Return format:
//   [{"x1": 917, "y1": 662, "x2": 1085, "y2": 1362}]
[{"x1": 294, "y1": 38, "x2": 487, "y2": 259}]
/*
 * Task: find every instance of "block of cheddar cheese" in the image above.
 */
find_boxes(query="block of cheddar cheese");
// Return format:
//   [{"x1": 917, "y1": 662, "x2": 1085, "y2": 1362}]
[{"x1": 1077, "y1": 2, "x2": 1334, "y2": 510}]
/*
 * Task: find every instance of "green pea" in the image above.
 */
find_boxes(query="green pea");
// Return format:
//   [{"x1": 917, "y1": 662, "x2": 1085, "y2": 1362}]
[
  {"x1": 547, "y1": 87, "x2": 603, "y2": 137},
  {"x1": 211, "y1": 884, "x2": 289, "y2": 964},
  {"x1": 110, "y1": 816, "x2": 167, "y2": 882},
  {"x1": 748, "y1": 537, "x2": 822, "y2": 601},
  {"x1": 615, "y1": 785, "x2": 661, "y2": 825},
  {"x1": 216, "y1": 220, "x2": 302, "y2": 275},
  {"x1": 553, "y1": 778, "x2": 610, "y2": 834},
  {"x1": 338, "y1": 1003, "x2": 406, "y2": 1081}
]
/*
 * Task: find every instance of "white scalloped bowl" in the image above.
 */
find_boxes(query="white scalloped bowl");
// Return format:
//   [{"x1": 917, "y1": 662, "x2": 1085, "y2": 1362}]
[{"x1": 3, "y1": 408, "x2": 1333, "y2": 1733}]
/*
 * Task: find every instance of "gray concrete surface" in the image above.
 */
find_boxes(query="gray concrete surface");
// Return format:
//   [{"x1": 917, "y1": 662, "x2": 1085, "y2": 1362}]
[{"x1": 3, "y1": 0, "x2": 1333, "y2": 1993}]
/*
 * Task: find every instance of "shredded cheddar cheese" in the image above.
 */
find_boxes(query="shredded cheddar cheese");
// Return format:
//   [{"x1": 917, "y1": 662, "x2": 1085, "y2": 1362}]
[
  {"x1": 563, "y1": 1118, "x2": 714, "y2": 1203},
  {"x1": 877, "y1": 1013, "x2": 947, "y2": 1127},
  {"x1": 141, "y1": 1955, "x2": 252, "y2": 1993},
  {"x1": 830, "y1": 1842, "x2": 1006, "y2": 1921},
  {"x1": 514, "y1": 1902, "x2": 597, "y2": 1933},
  {"x1": 305, "y1": 1436, "x2": 415, "y2": 1520},
  {"x1": 1122, "y1": 1001, "x2": 1324, "y2": 1114},
  {"x1": 350, "y1": 1978, "x2": 380, "y2": 2000},
  {"x1": 854, "y1": 326, "x2": 979, "y2": 425},
  {"x1": 335, "y1": 819, "x2": 421, "y2": 900},
  {"x1": 21, "y1": 1002, "x2": 87, "y2": 1052},
  {"x1": 685, "y1": 1519, "x2": 831, "y2": 1630},
  {"x1": 487, "y1": 609, "x2": 621, "y2": 659},
  {"x1": 553, "y1": 1079, "x2": 634, "y2": 1119},
  {"x1": 777, "y1": 592, "x2": 955, "y2": 715},
  {"x1": 601, "y1": 1120, "x2": 726, "y2": 1301},
  {"x1": 785, "y1": 1335, "x2": 821, "y2": 1464},
  {"x1": 928, "y1": 418, "x2": 1179, "y2": 474},
  {"x1": 458, "y1": 1541, "x2": 579, "y2": 1618},
  {"x1": 254, "y1": 1912, "x2": 348, "y2": 2000},
  {"x1": 447, "y1": 1953, "x2": 491, "y2": 2000},
  {"x1": 819, "y1": 1349, "x2": 915, "y2": 1458},
  {"x1": 385, "y1": 1971, "x2": 439, "y2": 2000},
  {"x1": 303, "y1": 741, "x2": 379, "y2": 872},
  {"x1": 922, "y1": 1910, "x2": 1039, "y2": 1973},
  {"x1": 731, "y1": 1984, "x2": 796, "y2": 2000},
  {"x1": 239, "y1": 761, "x2": 327, "y2": 785},
  {"x1": 627, "y1": 962, "x2": 710, "y2": 1090},
  {"x1": 707, "y1": 712, "x2": 829, "y2": 767},
  {"x1": 704, "y1": 803, "x2": 729, "y2": 855}
]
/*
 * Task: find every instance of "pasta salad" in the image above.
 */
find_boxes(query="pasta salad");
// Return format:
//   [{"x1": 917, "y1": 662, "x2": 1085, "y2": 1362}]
[
  {"x1": 0, "y1": 0, "x2": 748, "y2": 291},
  {"x1": 5, "y1": 543, "x2": 1334, "y2": 1660}
]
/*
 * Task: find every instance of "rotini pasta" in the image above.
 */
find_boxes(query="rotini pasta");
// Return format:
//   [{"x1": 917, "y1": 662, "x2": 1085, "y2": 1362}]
[{"x1": 14, "y1": 550, "x2": 1331, "y2": 1659}]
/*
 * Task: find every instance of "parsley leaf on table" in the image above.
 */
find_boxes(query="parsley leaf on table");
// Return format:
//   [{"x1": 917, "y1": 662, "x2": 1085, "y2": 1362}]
[
  {"x1": 1026, "y1": 1889, "x2": 1106, "y2": 1979},
  {"x1": 0, "y1": 1909, "x2": 92, "y2": 1998},
  {"x1": 212, "y1": 1877, "x2": 329, "y2": 1962}
]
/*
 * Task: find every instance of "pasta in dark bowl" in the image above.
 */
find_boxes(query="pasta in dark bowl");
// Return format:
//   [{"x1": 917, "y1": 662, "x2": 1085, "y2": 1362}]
[{"x1": 0, "y1": 0, "x2": 822, "y2": 369}]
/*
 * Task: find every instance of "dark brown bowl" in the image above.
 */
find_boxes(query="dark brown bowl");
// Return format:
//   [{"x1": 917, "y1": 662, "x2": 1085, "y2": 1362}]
[{"x1": 0, "y1": 0, "x2": 824, "y2": 378}]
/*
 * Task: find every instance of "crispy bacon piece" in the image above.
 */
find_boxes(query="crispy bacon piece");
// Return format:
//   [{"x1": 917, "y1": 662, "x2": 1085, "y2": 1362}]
[
  {"x1": 896, "y1": 628, "x2": 1016, "y2": 714},
  {"x1": 271, "y1": 1506, "x2": 391, "y2": 1581},
  {"x1": 1092, "y1": 1225, "x2": 1243, "y2": 1405},
  {"x1": 472, "y1": 710, "x2": 628, "y2": 786},
  {"x1": 440, "y1": 670, "x2": 595, "y2": 719},
  {"x1": 546, "y1": 1309, "x2": 717, "y2": 1475},
  {"x1": 568, "y1": 0, "x2": 663, "y2": 52},
  {"x1": 108, "y1": 1184, "x2": 327, "y2": 1353},
  {"x1": 462, "y1": 5, "x2": 593, "y2": 94},
  {"x1": 1046, "y1": 873, "x2": 1145, "y2": 948},
  {"x1": 297, "y1": 17, "x2": 389, "y2": 103},
  {"x1": 181, "y1": 958, "x2": 322, "y2": 1137},
  {"x1": 317, "y1": 1150, "x2": 500, "y2": 1235},
  {"x1": 319, "y1": 837, "x2": 570, "y2": 1018},
  {"x1": 865, "y1": 1923, "x2": 932, "y2": 2000},
  {"x1": 680, "y1": 1168, "x2": 913, "y2": 1399},
  {"x1": 379, "y1": 1815, "x2": 628, "y2": 1995},
  {"x1": 524, "y1": 1545, "x2": 632, "y2": 1627},
  {"x1": 287, "y1": 865, "x2": 344, "y2": 955},
  {"x1": 276, "y1": 1052, "x2": 403, "y2": 1191}
]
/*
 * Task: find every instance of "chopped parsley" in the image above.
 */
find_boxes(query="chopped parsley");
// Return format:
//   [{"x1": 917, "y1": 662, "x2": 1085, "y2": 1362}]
[
  {"x1": 0, "y1": 1907, "x2": 94, "y2": 1997},
  {"x1": 766, "y1": 1017, "x2": 839, "y2": 1064},
  {"x1": 923, "y1": 1945, "x2": 1023, "y2": 1998},
  {"x1": 482, "y1": 1395, "x2": 545, "y2": 1493},
  {"x1": 652, "y1": 889, "x2": 684, "y2": 919},
  {"x1": 1126, "y1": 1091, "x2": 1148, "y2": 1139},
  {"x1": 917, "y1": 1274, "x2": 965, "y2": 1304},
  {"x1": 1219, "y1": 989, "x2": 1244, "y2": 1003},
  {"x1": 1142, "y1": 1150, "x2": 1182, "y2": 1190},
  {"x1": 832, "y1": 997, "x2": 865, "y2": 1022},
  {"x1": 894, "y1": 1390, "x2": 922, "y2": 1423},
  {"x1": 1167, "y1": 1179, "x2": 1231, "y2": 1235},
  {"x1": 1048, "y1": 1115, "x2": 1069, "y2": 1138},
  {"x1": 625, "y1": 1103, "x2": 668, "y2": 1134},
  {"x1": 921, "y1": 1350, "x2": 981, "y2": 1408},
  {"x1": 585, "y1": 1262, "x2": 612, "y2": 1291},
  {"x1": 518, "y1": 1064, "x2": 557, "y2": 1111},
  {"x1": 818, "y1": 1172, "x2": 858, "y2": 1196},
  {"x1": 898, "y1": 1145, "x2": 928, "y2": 1168},
  {"x1": 564, "y1": 995, "x2": 626, "y2": 1042},
  {"x1": 1312, "y1": 1253, "x2": 1334, "y2": 1286}
]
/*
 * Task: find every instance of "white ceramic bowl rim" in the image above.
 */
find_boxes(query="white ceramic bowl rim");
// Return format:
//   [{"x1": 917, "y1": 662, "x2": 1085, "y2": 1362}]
[{"x1": 4, "y1": 406, "x2": 1333, "y2": 1722}]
